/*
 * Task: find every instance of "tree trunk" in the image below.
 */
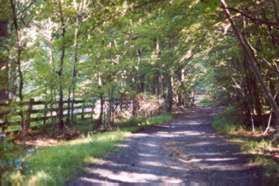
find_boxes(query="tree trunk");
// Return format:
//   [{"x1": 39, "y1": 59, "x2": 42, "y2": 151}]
[
  {"x1": 70, "y1": 7, "x2": 81, "y2": 124},
  {"x1": 136, "y1": 49, "x2": 144, "y2": 93},
  {"x1": 10, "y1": 0, "x2": 27, "y2": 134},
  {"x1": 0, "y1": 3, "x2": 9, "y2": 133},
  {"x1": 67, "y1": 88, "x2": 71, "y2": 124},
  {"x1": 57, "y1": 0, "x2": 66, "y2": 130},
  {"x1": 166, "y1": 39, "x2": 174, "y2": 113},
  {"x1": 243, "y1": 61, "x2": 256, "y2": 132},
  {"x1": 166, "y1": 74, "x2": 173, "y2": 112},
  {"x1": 96, "y1": 94, "x2": 104, "y2": 129}
]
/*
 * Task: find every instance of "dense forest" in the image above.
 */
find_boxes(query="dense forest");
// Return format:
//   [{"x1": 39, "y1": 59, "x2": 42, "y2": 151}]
[{"x1": 0, "y1": 0, "x2": 279, "y2": 185}]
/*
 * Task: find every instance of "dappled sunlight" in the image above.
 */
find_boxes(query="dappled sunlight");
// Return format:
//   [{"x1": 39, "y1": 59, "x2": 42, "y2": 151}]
[
  {"x1": 0, "y1": 114, "x2": 174, "y2": 185},
  {"x1": 170, "y1": 130, "x2": 203, "y2": 136},
  {"x1": 114, "y1": 143, "x2": 129, "y2": 148},
  {"x1": 28, "y1": 171, "x2": 53, "y2": 186},
  {"x1": 140, "y1": 142, "x2": 158, "y2": 148},
  {"x1": 138, "y1": 153, "x2": 157, "y2": 158},
  {"x1": 68, "y1": 108, "x2": 262, "y2": 185},
  {"x1": 182, "y1": 157, "x2": 240, "y2": 165},
  {"x1": 155, "y1": 131, "x2": 178, "y2": 138},
  {"x1": 140, "y1": 160, "x2": 164, "y2": 167},
  {"x1": 182, "y1": 120, "x2": 202, "y2": 126},
  {"x1": 66, "y1": 131, "x2": 129, "y2": 146},
  {"x1": 22, "y1": 138, "x2": 60, "y2": 147},
  {"x1": 83, "y1": 167, "x2": 184, "y2": 184},
  {"x1": 5, "y1": 170, "x2": 53, "y2": 186},
  {"x1": 82, "y1": 156, "x2": 186, "y2": 184},
  {"x1": 184, "y1": 141, "x2": 213, "y2": 147},
  {"x1": 2, "y1": 0, "x2": 276, "y2": 184}
]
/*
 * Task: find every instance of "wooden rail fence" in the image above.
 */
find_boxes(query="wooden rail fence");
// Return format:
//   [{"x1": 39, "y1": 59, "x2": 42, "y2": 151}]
[
  {"x1": 0, "y1": 98, "x2": 133, "y2": 133},
  {"x1": 0, "y1": 99, "x2": 95, "y2": 133}
]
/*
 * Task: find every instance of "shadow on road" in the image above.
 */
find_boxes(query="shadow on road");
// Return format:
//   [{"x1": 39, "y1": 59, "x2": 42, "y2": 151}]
[{"x1": 68, "y1": 107, "x2": 263, "y2": 186}]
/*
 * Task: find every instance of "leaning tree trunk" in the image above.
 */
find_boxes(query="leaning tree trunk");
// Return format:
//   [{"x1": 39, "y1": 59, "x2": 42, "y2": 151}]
[{"x1": 221, "y1": 0, "x2": 279, "y2": 130}]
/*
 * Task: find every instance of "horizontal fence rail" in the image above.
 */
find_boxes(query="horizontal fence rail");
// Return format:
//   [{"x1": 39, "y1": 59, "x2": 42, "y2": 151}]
[{"x1": 0, "y1": 98, "x2": 133, "y2": 134}]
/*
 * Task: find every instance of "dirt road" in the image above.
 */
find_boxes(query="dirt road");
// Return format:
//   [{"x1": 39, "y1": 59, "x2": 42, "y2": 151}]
[{"x1": 68, "y1": 108, "x2": 262, "y2": 186}]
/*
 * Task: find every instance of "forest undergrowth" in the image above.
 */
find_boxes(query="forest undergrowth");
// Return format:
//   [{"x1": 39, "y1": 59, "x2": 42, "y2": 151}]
[{"x1": 213, "y1": 106, "x2": 279, "y2": 185}]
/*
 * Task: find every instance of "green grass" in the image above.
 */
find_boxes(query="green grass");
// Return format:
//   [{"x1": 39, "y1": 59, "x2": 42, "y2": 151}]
[
  {"x1": 119, "y1": 114, "x2": 173, "y2": 132},
  {"x1": 227, "y1": 138, "x2": 279, "y2": 186},
  {"x1": 241, "y1": 139, "x2": 271, "y2": 154},
  {"x1": 198, "y1": 95, "x2": 220, "y2": 107},
  {"x1": 252, "y1": 156, "x2": 279, "y2": 186},
  {"x1": 212, "y1": 115, "x2": 241, "y2": 134},
  {"x1": 199, "y1": 97, "x2": 214, "y2": 107},
  {"x1": 212, "y1": 106, "x2": 241, "y2": 134},
  {"x1": 2, "y1": 114, "x2": 173, "y2": 186},
  {"x1": 138, "y1": 114, "x2": 173, "y2": 127},
  {"x1": 212, "y1": 107, "x2": 279, "y2": 185}
]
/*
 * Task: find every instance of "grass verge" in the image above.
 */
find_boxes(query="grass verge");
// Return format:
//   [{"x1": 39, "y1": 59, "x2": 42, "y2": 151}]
[
  {"x1": 1, "y1": 114, "x2": 173, "y2": 186},
  {"x1": 212, "y1": 107, "x2": 279, "y2": 185}
]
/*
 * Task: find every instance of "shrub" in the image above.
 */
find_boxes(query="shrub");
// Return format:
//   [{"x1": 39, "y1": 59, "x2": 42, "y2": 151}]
[
  {"x1": 212, "y1": 106, "x2": 241, "y2": 134},
  {"x1": 0, "y1": 138, "x2": 23, "y2": 179}
]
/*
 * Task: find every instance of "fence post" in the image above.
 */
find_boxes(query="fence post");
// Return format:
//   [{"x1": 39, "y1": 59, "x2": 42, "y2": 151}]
[
  {"x1": 70, "y1": 98, "x2": 75, "y2": 124},
  {"x1": 3, "y1": 115, "x2": 8, "y2": 133},
  {"x1": 91, "y1": 102, "x2": 94, "y2": 121},
  {"x1": 0, "y1": 131, "x2": 5, "y2": 144},
  {"x1": 81, "y1": 103, "x2": 85, "y2": 119},
  {"x1": 132, "y1": 98, "x2": 137, "y2": 117},
  {"x1": 0, "y1": 102, "x2": 8, "y2": 134},
  {"x1": 120, "y1": 97, "x2": 123, "y2": 111},
  {"x1": 43, "y1": 102, "x2": 48, "y2": 125},
  {"x1": 49, "y1": 100, "x2": 54, "y2": 124},
  {"x1": 24, "y1": 98, "x2": 34, "y2": 132},
  {"x1": 67, "y1": 97, "x2": 71, "y2": 124}
]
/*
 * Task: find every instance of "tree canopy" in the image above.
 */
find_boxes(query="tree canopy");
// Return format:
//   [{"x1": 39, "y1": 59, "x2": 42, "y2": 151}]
[{"x1": 0, "y1": 0, "x2": 279, "y2": 141}]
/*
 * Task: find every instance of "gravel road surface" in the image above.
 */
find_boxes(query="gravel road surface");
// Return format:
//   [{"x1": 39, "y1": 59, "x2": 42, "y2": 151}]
[{"x1": 68, "y1": 108, "x2": 262, "y2": 186}]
